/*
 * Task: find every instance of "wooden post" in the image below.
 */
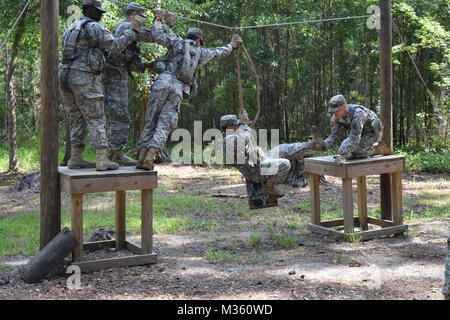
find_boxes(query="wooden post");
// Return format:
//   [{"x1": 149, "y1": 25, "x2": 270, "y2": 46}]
[
  {"x1": 342, "y1": 178, "x2": 354, "y2": 234},
  {"x1": 71, "y1": 194, "x2": 83, "y2": 262},
  {"x1": 115, "y1": 191, "x2": 126, "y2": 250},
  {"x1": 357, "y1": 176, "x2": 368, "y2": 230},
  {"x1": 309, "y1": 174, "x2": 321, "y2": 225},
  {"x1": 141, "y1": 189, "x2": 154, "y2": 254},
  {"x1": 379, "y1": 0, "x2": 393, "y2": 220},
  {"x1": 391, "y1": 171, "x2": 403, "y2": 225},
  {"x1": 40, "y1": 0, "x2": 61, "y2": 248}
]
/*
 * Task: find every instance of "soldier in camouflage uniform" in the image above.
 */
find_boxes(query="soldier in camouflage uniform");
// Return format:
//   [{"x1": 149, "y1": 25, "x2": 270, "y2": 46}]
[
  {"x1": 136, "y1": 12, "x2": 243, "y2": 170},
  {"x1": 220, "y1": 115, "x2": 323, "y2": 202},
  {"x1": 59, "y1": 0, "x2": 144, "y2": 171},
  {"x1": 311, "y1": 94, "x2": 385, "y2": 164},
  {"x1": 443, "y1": 235, "x2": 450, "y2": 300},
  {"x1": 102, "y1": 2, "x2": 162, "y2": 166}
]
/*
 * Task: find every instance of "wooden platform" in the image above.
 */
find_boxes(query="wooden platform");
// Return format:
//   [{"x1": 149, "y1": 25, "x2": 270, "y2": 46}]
[
  {"x1": 304, "y1": 155, "x2": 408, "y2": 240},
  {"x1": 59, "y1": 166, "x2": 158, "y2": 272}
]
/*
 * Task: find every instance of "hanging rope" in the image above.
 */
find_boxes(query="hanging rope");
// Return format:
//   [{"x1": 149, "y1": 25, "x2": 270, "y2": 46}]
[
  {"x1": 0, "y1": 0, "x2": 33, "y2": 50},
  {"x1": 235, "y1": 44, "x2": 261, "y2": 128},
  {"x1": 393, "y1": 20, "x2": 438, "y2": 106}
]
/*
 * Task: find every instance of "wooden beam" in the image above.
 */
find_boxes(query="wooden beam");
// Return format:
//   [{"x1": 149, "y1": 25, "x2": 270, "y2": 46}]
[
  {"x1": 342, "y1": 178, "x2": 354, "y2": 234},
  {"x1": 391, "y1": 171, "x2": 403, "y2": 225},
  {"x1": 40, "y1": 0, "x2": 60, "y2": 249},
  {"x1": 379, "y1": 0, "x2": 393, "y2": 220},
  {"x1": 141, "y1": 189, "x2": 154, "y2": 254},
  {"x1": 309, "y1": 173, "x2": 321, "y2": 225},
  {"x1": 71, "y1": 194, "x2": 83, "y2": 262},
  {"x1": 357, "y1": 176, "x2": 368, "y2": 230},
  {"x1": 115, "y1": 191, "x2": 126, "y2": 250}
]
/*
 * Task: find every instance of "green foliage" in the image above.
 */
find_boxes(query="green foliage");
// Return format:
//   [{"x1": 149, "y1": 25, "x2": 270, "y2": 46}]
[
  {"x1": 0, "y1": 0, "x2": 448, "y2": 173},
  {"x1": 397, "y1": 145, "x2": 450, "y2": 173}
]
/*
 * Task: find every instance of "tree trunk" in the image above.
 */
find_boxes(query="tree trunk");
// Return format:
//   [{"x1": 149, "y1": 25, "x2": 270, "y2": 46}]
[{"x1": 5, "y1": 8, "x2": 28, "y2": 172}]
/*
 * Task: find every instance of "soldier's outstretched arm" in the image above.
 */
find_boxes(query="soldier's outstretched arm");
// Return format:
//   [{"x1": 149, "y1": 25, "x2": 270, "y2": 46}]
[
  {"x1": 324, "y1": 119, "x2": 342, "y2": 150},
  {"x1": 197, "y1": 44, "x2": 233, "y2": 69},
  {"x1": 88, "y1": 23, "x2": 137, "y2": 53},
  {"x1": 149, "y1": 23, "x2": 182, "y2": 48}
]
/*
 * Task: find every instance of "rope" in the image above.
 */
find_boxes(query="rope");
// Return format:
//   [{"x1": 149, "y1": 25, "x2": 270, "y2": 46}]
[
  {"x1": 104, "y1": 0, "x2": 370, "y2": 31},
  {"x1": 393, "y1": 20, "x2": 438, "y2": 106},
  {"x1": 0, "y1": 0, "x2": 33, "y2": 50},
  {"x1": 235, "y1": 45, "x2": 261, "y2": 128}
]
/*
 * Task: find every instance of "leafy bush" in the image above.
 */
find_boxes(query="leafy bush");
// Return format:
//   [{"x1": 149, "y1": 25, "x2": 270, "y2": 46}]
[{"x1": 397, "y1": 145, "x2": 449, "y2": 173}]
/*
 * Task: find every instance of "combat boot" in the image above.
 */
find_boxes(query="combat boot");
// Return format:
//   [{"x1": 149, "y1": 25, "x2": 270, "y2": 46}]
[
  {"x1": 308, "y1": 126, "x2": 326, "y2": 151},
  {"x1": 136, "y1": 148, "x2": 149, "y2": 169},
  {"x1": 143, "y1": 147, "x2": 158, "y2": 170},
  {"x1": 112, "y1": 149, "x2": 137, "y2": 166},
  {"x1": 68, "y1": 147, "x2": 96, "y2": 169},
  {"x1": 372, "y1": 141, "x2": 393, "y2": 156},
  {"x1": 261, "y1": 182, "x2": 284, "y2": 198},
  {"x1": 96, "y1": 148, "x2": 120, "y2": 171}
]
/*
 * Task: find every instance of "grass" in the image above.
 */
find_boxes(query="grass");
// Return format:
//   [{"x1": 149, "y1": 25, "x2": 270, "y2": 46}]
[
  {"x1": 275, "y1": 235, "x2": 296, "y2": 249},
  {"x1": 204, "y1": 248, "x2": 233, "y2": 263}
]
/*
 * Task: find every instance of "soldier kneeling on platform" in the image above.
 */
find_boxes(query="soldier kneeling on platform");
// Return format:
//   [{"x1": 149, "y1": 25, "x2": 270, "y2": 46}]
[{"x1": 311, "y1": 94, "x2": 392, "y2": 164}]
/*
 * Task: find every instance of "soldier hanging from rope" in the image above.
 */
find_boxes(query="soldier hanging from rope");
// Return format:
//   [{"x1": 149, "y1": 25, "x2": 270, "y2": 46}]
[
  {"x1": 59, "y1": 0, "x2": 146, "y2": 171},
  {"x1": 135, "y1": 8, "x2": 243, "y2": 170},
  {"x1": 220, "y1": 114, "x2": 326, "y2": 208}
]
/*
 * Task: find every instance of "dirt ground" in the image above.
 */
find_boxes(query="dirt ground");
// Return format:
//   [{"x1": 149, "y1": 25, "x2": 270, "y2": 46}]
[{"x1": 0, "y1": 164, "x2": 448, "y2": 300}]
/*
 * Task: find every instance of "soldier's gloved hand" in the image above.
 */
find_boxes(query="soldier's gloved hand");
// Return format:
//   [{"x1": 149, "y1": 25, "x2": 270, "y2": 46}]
[
  {"x1": 231, "y1": 34, "x2": 243, "y2": 49},
  {"x1": 164, "y1": 11, "x2": 177, "y2": 27},
  {"x1": 334, "y1": 155, "x2": 346, "y2": 165},
  {"x1": 131, "y1": 15, "x2": 146, "y2": 33},
  {"x1": 152, "y1": 8, "x2": 164, "y2": 22}
]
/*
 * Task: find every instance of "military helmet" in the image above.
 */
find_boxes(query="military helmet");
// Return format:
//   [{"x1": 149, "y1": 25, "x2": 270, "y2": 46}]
[
  {"x1": 328, "y1": 94, "x2": 347, "y2": 112},
  {"x1": 82, "y1": 0, "x2": 106, "y2": 13},
  {"x1": 126, "y1": 2, "x2": 147, "y2": 18},
  {"x1": 220, "y1": 115, "x2": 239, "y2": 130},
  {"x1": 186, "y1": 27, "x2": 204, "y2": 45}
]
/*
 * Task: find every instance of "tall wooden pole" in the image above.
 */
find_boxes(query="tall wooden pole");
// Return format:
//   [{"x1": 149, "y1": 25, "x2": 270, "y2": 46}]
[
  {"x1": 40, "y1": 0, "x2": 61, "y2": 248},
  {"x1": 379, "y1": 0, "x2": 393, "y2": 220}
]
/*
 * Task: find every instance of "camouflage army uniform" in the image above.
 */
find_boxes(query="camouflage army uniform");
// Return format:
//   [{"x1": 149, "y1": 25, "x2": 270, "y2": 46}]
[
  {"x1": 223, "y1": 123, "x2": 291, "y2": 201},
  {"x1": 443, "y1": 236, "x2": 450, "y2": 299},
  {"x1": 324, "y1": 104, "x2": 383, "y2": 160},
  {"x1": 102, "y1": 20, "x2": 154, "y2": 151},
  {"x1": 59, "y1": 16, "x2": 136, "y2": 150},
  {"x1": 137, "y1": 24, "x2": 234, "y2": 151}
]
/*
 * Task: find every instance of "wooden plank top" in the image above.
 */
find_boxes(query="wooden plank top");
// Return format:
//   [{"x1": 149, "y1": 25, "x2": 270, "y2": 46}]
[
  {"x1": 305, "y1": 155, "x2": 405, "y2": 166},
  {"x1": 304, "y1": 155, "x2": 405, "y2": 178},
  {"x1": 59, "y1": 166, "x2": 157, "y2": 180},
  {"x1": 59, "y1": 167, "x2": 158, "y2": 194}
]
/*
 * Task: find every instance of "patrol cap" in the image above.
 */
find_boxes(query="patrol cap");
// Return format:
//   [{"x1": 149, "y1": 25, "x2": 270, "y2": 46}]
[
  {"x1": 82, "y1": 0, "x2": 106, "y2": 13},
  {"x1": 186, "y1": 27, "x2": 204, "y2": 45},
  {"x1": 126, "y1": 2, "x2": 147, "y2": 18},
  {"x1": 220, "y1": 115, "x2": 239, "y2": 130},
  {"x1": 328, "y1": 94, "x2": 347, "y2": 112}
]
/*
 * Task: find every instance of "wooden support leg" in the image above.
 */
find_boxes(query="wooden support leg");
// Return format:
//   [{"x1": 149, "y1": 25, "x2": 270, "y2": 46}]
[
  {"x1": 342, "y1": 178, "x2": 354, "y2": 234},
  {"x1": 391, "y1": 171, "x2": 403, "y2": 226},
  {"x1": 380, "y1": 173, "x2": 392, "y2": 220},
  {"x1": 71, "y1": 193, "x2": 83, "y2": 262},
  {"x1": 309, "y1": 173, "x2": 321, "y2": 225},
  {"x1": 115, "y1": 191, "x2": 126, "y2": 250},
  {"x1": 357, "y1": 176, "x2": 368, "y2": 231},
  {"x1": 141, "y1": 189, "x2": 153, "y2": 254}
]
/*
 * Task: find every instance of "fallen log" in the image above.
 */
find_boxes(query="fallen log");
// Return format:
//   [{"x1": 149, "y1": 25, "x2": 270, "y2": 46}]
[{"x1": 22, "y1": 227, "x2": 78, "y2": 284}]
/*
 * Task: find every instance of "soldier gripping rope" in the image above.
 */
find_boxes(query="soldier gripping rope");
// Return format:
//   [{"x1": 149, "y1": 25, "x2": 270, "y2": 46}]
[
  {"x1": 136, "y1": 10, "x2": 243, "y2": 170},
  {"x1": 59, "y1": 0, "x2": 146, "y2": 171},
  {"x1": 102, "y1": 2, "x2": 171, "y2": 166},
  {"x1": 220, "y1": 115, "x2": 325, "y2": 207},
  {"x1": 310, "y1": 94, "x2": 391, "y2": 164}
]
